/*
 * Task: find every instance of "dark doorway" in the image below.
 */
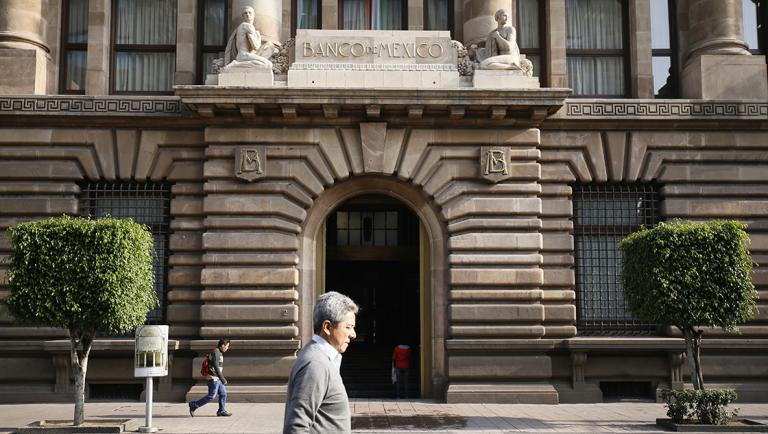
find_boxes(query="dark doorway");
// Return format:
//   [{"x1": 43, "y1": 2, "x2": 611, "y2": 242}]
[{"x1": 325, "y1": 195, "x2": 421, "y2": 398}]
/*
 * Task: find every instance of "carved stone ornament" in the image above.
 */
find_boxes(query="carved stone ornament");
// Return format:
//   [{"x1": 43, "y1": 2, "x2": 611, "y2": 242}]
[
  {"x1": 480, "y1": 146, "x2": 512, "y2": 183},
  {"x1": 235, "y1": 146, "x2": 266, "y2": 182}
]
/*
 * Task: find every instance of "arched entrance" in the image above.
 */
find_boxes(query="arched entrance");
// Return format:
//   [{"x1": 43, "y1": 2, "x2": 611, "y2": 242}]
[
  {"x1": 326, "y1": 194, "x2": 420, "y2": 397},
  {"x1": 298, "y1": 176, "x2": 447, "y2": 399}
]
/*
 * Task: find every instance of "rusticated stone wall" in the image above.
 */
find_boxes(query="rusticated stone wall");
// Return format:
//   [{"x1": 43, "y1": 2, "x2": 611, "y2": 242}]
[
  {"x1": 0, "y1": 127, "x2": 205, "y2": 401},
  {"x1": 194, "y1": 125, "x2": 563, "y2": 402},
  {"x1": 540, "y1": 129, "x2": 768, "y2": 400}
]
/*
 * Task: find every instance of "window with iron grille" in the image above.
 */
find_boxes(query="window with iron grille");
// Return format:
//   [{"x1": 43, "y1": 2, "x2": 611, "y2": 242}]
[
  {"x1": 79, "y1": 182, "x2": 172, "y2": 324},
  {"x1": 573, "y1": 183, "x2": 660, "y2": 335}
]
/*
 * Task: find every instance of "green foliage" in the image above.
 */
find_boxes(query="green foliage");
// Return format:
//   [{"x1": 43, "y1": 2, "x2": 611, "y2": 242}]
[
  {"x1": 620, "y1": 220, "x2": 756, "y2": 331},
  {"x1": 4, "y1": 215, "x2": 157, "y2": 335},
  {"x1": 661, "y1": 389, "x2": 738, "y2": 425}
]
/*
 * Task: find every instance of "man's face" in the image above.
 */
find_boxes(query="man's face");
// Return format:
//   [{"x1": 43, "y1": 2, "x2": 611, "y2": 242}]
[
  {"x1": 322, "y1": 311, "x2": 356, "y2": 353},
  {"x1": 221, "y1": 342, "x2": 230, "y2": 353},
  {"x1": 243, "y1": 7, "x2": 254, "y2": 22},
  {"x1": 497, "y1": 11, "x2": 508, "y2": 25}
]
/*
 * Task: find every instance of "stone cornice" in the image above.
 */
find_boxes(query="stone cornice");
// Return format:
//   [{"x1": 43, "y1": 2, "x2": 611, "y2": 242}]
[
  {"x1": 175, "y1": 86, "x2": 571, "y2": 124},
  {"x1": 554, "y1": 99, "x2": 768, "y2": 120},
  {"x1": 0, "y1": 95, "x2": 182, "y2": 116}
]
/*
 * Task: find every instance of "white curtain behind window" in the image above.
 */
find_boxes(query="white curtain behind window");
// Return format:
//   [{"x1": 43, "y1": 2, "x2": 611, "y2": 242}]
[
  {"x1": 297, "y1": 0, "x2": 320, "y2": 29},
  {"x1": 517, "y1": 0, "x2": 539, "y2": 49},
  {"x1": 67, "y1": 0, "x2": 88, "y2": 43},
  {"x1": 115, "y1": 0, "x2": 177, "y2": 92},
  {"x1": 426, "y1": 0, "x2": 448, "y2": 30},
  {"x1": 566, "y1": 0, "x2": 624, "y2": 96},
  {"x1": 203, "y1": 0, "x2": 225, "y2": 46},
  {"x1": 373, "y1": 0, "x2": 402, "y2": 30},
  {"x1": 343, "y1": 0, "x2": 367, "y2": 29}
]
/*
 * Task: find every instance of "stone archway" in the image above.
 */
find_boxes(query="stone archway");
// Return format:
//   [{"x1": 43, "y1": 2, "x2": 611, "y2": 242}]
[{"x1": 298, "y1": 175, "x2": 448, "y2": 397}]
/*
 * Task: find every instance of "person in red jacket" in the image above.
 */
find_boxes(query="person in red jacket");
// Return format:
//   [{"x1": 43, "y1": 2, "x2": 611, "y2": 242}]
[{"x1": 391, "y1": 339, "x2": 411, "y2": 399}]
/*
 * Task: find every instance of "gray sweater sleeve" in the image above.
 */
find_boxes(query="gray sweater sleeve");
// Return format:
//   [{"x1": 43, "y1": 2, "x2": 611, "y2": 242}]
[{"x1": 283, "y1": 359, "x2": 329, "y2": 434}]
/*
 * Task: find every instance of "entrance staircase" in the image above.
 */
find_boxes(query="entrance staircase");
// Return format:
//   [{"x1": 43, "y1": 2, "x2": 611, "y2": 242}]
[{"x1": 341, "y1": 345, "x2": 419, "y2": 398}]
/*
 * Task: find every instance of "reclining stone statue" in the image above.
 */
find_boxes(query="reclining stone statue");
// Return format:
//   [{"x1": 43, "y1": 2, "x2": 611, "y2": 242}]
[
  {"x1": 221, "y1": 6, "x2": 277, "y2": 72},
  {"x1": 473, "y1": 9, "x2": 533, "y2": 76}
]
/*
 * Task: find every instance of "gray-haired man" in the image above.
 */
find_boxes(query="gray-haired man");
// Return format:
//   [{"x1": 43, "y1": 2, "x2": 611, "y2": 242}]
[{"x1": 283, "y1": 291, "x2": 359, "y2": 433}]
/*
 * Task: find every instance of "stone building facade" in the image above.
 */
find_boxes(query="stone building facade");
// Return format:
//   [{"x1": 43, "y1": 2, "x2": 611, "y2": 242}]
[{"x1": 0, "y1": 0, "x2": 767, "y2": 404}]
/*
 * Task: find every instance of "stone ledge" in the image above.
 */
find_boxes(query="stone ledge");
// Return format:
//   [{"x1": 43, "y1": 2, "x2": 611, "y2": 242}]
[
  {"x1": 564, "y1": 337, "x2": 685, "y2": 351},
  {"x1": 446, "y1": 382, "x2": 559, "y2": 404},
  {"x1": 446, "y1": 339, "x2": 557, "y2": 351}
]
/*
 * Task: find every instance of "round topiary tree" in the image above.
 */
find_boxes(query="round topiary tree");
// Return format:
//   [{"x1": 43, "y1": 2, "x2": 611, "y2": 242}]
[
  {"x1": 3, "y1": 216, "x2": 157, "y2": 426},
  {"x1": 620, "y1": 220, "x2": 756, "y2": 391}
]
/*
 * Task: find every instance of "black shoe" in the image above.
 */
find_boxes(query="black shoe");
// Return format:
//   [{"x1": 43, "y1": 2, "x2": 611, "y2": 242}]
[
  {"x1": 217, "y1": 410, "x2": 232, "y2": 417},
  {"x1": 188, "y1": 402, "x2": 196, "y2": 417}
]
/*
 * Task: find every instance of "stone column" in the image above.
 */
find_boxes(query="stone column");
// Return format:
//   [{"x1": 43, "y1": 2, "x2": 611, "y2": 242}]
[
  {"x1": 462, "y1": 0, "x2": 513, "y2": 47},
  {"x1": 0, "y1": 0, "x2": 51, "y2": 94},
  {"x1": 232, "y1": 0, "x2": 282, "y2": 44},
  {"x1": 321, "y1": 0, "x2": 338, "y2": 30},
  {"x1": 85, "y1": 0, "x2": 111, "y2": 95},
  {"x1": 629, "y1": 0, "x2": 653, "y2": 98},
  {"x1": 175, "y1": 0, "x2": 197, "y2": 85},
  {"x1": 546, "y1": 0, "x2": 566, "y2": 88},
  {"x1": 680, "y1": 0, "x2": 767, "y2": 99},
  {"x1": 686, "y1": 0, "x2": 748, "y2": 59}
]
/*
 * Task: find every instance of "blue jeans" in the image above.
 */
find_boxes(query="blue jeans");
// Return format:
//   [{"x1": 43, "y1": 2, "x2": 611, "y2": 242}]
[{"x1": 193, "y1": 379, "x2": 227, "y2": 413}]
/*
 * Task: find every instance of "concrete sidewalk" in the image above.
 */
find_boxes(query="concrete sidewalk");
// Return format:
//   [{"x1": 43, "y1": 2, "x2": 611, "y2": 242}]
[{"x1": 1, "y1": 400, "x2": 767, "y2": 433}]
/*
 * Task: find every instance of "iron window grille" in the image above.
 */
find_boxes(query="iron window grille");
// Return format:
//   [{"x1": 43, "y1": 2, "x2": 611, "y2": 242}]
[
  {"x1": 573, "y1": 183, "x2": 661, "y2": 335},
  {"x1": 79, "y1": 181, "x2": 172, "y2": 324}
]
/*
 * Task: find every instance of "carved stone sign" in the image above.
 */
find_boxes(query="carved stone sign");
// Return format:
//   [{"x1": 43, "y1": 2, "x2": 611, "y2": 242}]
[
  {"x1": 235, "y1": 146, "x2": 266, "y2": 182},
  {"x1": 288, "y1": 30, "x2": 459, "y2": 88},
  {"x1": 294, "y1": 30, "x2": 456, "y2": 66},
  {"x1": 480, "y1": 146, "x2": 512, "y2": 183}
]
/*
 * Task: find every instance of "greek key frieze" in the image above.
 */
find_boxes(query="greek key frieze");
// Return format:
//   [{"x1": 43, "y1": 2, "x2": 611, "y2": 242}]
[
  {"x1": 0, "y1": 97, "x2": 182, "y2": 115},
  {"x1": 564, "y1": 101, "x2": 768, "y2": 119}
]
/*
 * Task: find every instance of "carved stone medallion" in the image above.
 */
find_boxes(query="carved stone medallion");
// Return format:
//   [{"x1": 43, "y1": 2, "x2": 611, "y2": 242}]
[
  {"x1": 480, "y1": 146, "x2": 511, "y2": 183},
  {"x1": 235, "y1": 146, "x2": 266, "y2": 182}
]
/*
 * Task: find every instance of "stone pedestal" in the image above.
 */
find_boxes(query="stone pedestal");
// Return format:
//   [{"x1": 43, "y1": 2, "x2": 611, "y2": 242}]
[
  {"x1": 217, "y1": 69, "x2": 274, "y2": 87},
  {"x1": 0, "y1": 48, "x2": 51, "y2": 94},
  {"x1": 681, "y1": 54, "x2": 768, "y2": 100},
  {"x1": 472, "y1": 70, "x2": 540, "y2": 89}
]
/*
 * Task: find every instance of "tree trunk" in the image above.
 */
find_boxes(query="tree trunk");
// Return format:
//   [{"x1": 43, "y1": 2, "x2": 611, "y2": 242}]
[
  {"x1": 683, "y1": 327, "x2": 699, "y2": 390},
  {"x1": 682, "y1": 326, "x2": 704, "y2": 390},
  {"x1": 70, "y1": 330, "x2": 94, "y2": 426},
  {"x1": 692, "y1": 329, "x2": 704, "y2": 390}
]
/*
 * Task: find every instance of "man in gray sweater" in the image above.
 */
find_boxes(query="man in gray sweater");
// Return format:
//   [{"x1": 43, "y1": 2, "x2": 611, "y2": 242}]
[{"x1": 283, "y1": 291, "x2": 359, "y2": 433}]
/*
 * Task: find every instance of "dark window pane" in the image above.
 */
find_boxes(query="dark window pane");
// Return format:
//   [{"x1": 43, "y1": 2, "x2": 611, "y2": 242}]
[
  {"x1": 297, "y1": 0, "x2": 320, "y2": 29},
  {"x1": 116, "y1": 0, "x2": 177, "y2": 45},
  {"x1": 342, "y1": 0, "x2": 368, "y2": 29},
  {"x1": 64, "y1": 50, "x2": 87, "y2": 91},
  {"x1": 67, "y1": 0, "x2": 89, "y2": 43},
  {"x1": 115, "y1": 52, "x2": 176, "y2": 92},
  {"x1": 517, "y1": 0, "x2": 540, "y2": 49},
  {"x1": 425, "y1": 0, "x2": 449, "y2": 30},
  {"x1": 203, "y1": 0, "x2": 226, "y2": 46},
  {"x1": 567, "y1": 56, "x2": 625, "y2": 96},
  {"x1": 566, "y1": 0, "x2": 623, "y2": 49},
  {"x1": 374, "y1": 0, "x2": 403, "y2": 30}
]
